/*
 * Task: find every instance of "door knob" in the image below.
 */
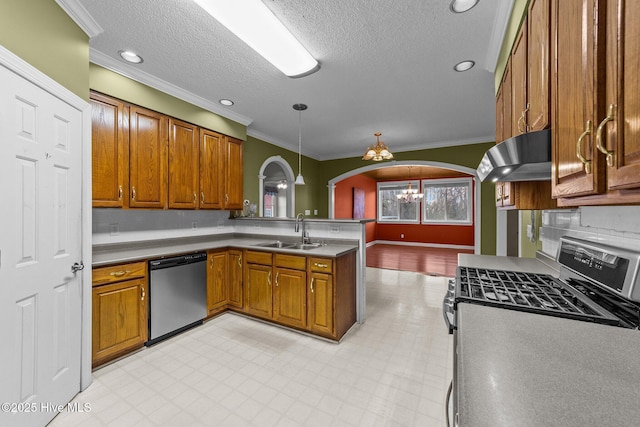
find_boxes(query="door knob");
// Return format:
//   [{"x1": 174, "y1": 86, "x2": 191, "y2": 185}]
[{"x1": 71, "y1": 262, "x2": 85, "y2": 273}]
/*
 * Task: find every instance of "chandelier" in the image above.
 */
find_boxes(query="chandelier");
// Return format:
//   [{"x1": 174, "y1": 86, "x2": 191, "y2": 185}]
[
  {"x1": 362, "y1": 132, "x2": 394, "y2": 161},
  {"x1": 397, "y1": 167, "x2": 424, "y2": 203},
  {"x1": 277, "y1": 180, "x2": 287, "y2": 190}
]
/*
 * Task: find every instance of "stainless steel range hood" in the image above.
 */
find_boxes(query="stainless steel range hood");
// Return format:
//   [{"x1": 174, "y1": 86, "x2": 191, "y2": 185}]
[{"x1": 476, "y1": 129, "x2": 551, "y2": 182}]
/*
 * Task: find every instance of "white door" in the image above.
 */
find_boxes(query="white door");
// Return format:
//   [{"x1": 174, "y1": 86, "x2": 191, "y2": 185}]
[{"x1": 0, "y1": 62, "x2": 83, "y2": 426}]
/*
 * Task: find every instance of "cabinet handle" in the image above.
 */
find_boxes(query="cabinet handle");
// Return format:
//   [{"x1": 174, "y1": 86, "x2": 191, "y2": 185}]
[
  {"x1": 225, "y1": 194, "x2": 229, "y2": 204},
  {"x1": 310, "y1": 277, "x2": 315, "y2": 293},
  {"x1": 118, "y1": 185, "x2": 123, "y2": 200},
  {"x1": 275, "y1": 272, "x2": 279, "y2": 287},
  {"x1": 141, "y1": 287, "x2": 145, "y2": 301},
  {"x1": 238, "y1": 255, "x2": 242, "y2": 267},
  {"x1": 268, "y1": 271, "x2": 272, "y2": 286},
  {"x1": 131, "y1": 186, "x2": 136, "y2": 201},
  {"x1": 313, "y1": 262, "x2": 328, "y2": 268},
  {"x1": 110, "y1": 270, "x2": 130, "y2": 277},
  {"x1": 193, "y1": 192, "x2": 197, "y2": 204},
  {"x1": 201, "y1": 192, "x2": 205, "y2": 204},
  {"x1": 576, "y1": 120, "x2": 593, "y2": 174},
  {"x1": 595, "y1": 104, "x2": 616, "y2": 167},
  {"x1": 517, "y1": 103, "x2": 530, "y2": 133},
  {"x1": 210, "y1": 257, "x2": 214, "y2": 268}
]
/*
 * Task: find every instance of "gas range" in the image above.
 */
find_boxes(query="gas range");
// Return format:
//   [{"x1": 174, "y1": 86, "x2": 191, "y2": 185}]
[{"x1": 444, "y1": 236, "x2": 640, "y2": 333}]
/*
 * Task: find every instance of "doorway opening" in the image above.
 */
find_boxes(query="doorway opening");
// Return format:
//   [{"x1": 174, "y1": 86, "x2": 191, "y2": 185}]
[{"x1": 258, "y1": 156, "x2": 295, "y2": 218}]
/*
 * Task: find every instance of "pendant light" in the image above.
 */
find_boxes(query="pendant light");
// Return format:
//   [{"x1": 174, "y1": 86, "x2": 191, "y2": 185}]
[
  {"x1": 293, "y1": 103, "x2": 307, "y2": 185},
  {"x1": 362, "y1": 132, "x2": 394, "y2": 161},
  {"x1": 397, "y1": 166, "x2": 424, "y2": 203}
]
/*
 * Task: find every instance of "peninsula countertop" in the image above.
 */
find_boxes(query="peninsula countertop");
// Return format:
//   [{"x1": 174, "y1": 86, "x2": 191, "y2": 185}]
[{"x1": 92, "y1": 234, "x2": 359, "y2": 266}]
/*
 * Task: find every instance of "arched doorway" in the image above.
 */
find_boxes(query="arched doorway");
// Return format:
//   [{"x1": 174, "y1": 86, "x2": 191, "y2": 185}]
[
  {"x1": 258, "y1": 156, "x2": 296, "y2": 218},
  {"x1": 327, "y1": 160, "x2": 481, "y2": 254}
]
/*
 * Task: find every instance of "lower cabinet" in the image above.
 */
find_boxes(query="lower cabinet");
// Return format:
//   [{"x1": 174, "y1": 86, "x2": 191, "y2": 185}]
[
  {"x1": 207, "y1": 250, "x2": 228, "y2": 316},
  {"x1": 92, "y1": 261, "x2": 148, "y2": 368},
  {"x1": 242, "y1": 249, "x2": 356, "y2": 340},
  {"x1": 228, "y1": 249, "x2": 244, "y2": 309}
]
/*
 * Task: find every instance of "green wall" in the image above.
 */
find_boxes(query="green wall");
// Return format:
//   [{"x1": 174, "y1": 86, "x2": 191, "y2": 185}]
[
  {"x1": 520, "y1": 210, "x2": 543, "y2": 258},
  {"x1": 90, "y1": 64, "x2": 245, "y2": 141},
  {"x1": 0, "y1": 0, "x2": 89, "y2": 99}
]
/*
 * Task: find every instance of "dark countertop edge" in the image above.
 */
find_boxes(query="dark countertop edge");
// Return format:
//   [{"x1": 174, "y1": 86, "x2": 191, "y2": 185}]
[{"x1": 93, "y1": 234, "x2": 359, "y2": 267}]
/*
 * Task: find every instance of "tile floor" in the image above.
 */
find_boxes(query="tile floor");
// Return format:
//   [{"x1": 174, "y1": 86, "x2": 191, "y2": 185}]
[{"x1": 49, "y1": 268, "x2": 453, "y2": 427}]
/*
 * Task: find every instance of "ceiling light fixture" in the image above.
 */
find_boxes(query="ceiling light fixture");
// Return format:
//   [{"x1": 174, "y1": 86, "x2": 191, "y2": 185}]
[
  {"x1": 397, "y1": 167, "x2": 424, "y2": 203},
  {"x1": 118, "y1": 50, "x2": 143, "y2": 64},
  {"x1": 219, "y1": 99, "x2": 234, "y2": 106},
  {"x1": 193, "y1": 0, "x2": 320, "y2": 78},
  {"x1": 450, "y1": 0, "x2": 480, "y2": 13},
  {"x1": 454, "y1": 60, "x2": 475, "y2": 72},
  {"x1": 293, "y1": 103, "x2": 307, "y2": 185},
  {"x1": 362, "y1": 132, "x2": 394, "y2": 161},
  {"x1": 277, "y1": 180, "x2": 287, "y2": 190}
]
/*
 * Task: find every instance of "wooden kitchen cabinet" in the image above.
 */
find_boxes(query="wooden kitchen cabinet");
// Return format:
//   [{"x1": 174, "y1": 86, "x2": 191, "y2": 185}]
[
  {"x1": 526, "y1": 0, "x2": 551, "y2": 132},
  {"x1": 225, "y1": 136, "x2": 244, "y2": 210},
  {"x1": 129, "y1": 105, "x2": 168, "y2": 209},
  {"x1": 244, "y1": 251, "x2": 273, "y2": 319},
  {"x1": 92, "y1": 261, "x2": 148, "y2": 367},
  {"x1": 511, "y1": 18, "x2": 528, "y2": 136},
  {"x1": 308, "y1": 270, "x2": 333, "y2": 337},
  {"x1": 228, "y1": 249, "x2": 244, "y2": 309},
  {"x1": 199, "y1": 129, "x2": 224, "y2": 209},
  {"x1": 207, "y1": 250, "x2": 228, "y2": 316},
  {"x1": 273, "y1": 254, "x2": 307, "y2": 329},
  {"x1": 91, "y1": 93, "x2": 128, "y2": 207},
  {"x1": 553, "y1": 0, "x2": 640, "y2": 206},
  {"x1": 168, "y1": 119, "x2": 199, "y2": 209}
]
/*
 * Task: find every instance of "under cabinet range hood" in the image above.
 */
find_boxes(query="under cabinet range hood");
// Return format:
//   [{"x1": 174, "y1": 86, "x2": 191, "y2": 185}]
[{"x1": 476, "y1": 129, "x2": 551, "y2": 182}]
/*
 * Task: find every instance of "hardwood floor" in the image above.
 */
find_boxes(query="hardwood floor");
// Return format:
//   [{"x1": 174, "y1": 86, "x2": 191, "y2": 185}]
[{"x1": 366, "y1": 243, "x2": 474, "y2": 277}]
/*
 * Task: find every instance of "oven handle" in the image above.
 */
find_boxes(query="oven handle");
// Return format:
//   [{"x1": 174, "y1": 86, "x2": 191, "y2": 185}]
[
  {"x1": 445, "y1": 380, "x2": 453, "y2": 427},
  {"x1": 443, "y1": 279, "x2": 456, "y2": 334}
]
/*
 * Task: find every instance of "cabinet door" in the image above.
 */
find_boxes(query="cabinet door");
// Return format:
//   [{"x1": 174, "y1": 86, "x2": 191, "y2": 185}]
[
  {"x1": 207, "y1": 250, "x2": 228, "y2": 315},
  {"x1": 308, "y1": 272, "x2": 334, "y2": 336},
  {"x1": 273, "y1": 267, "x2": 306, "y2": 329},
  {"x1": 225, "y1": 136, "x2": 244, "y2": 210},
  {"x1": 91, "y1": 93, "x2": 128, "y2": 207},
  {"x1": 92, "y1": 278, "x2": 147, "y2": 367},
  {"x1": 602, "y1": 0, "x2": 640, "y2": 191},
  {"x1": 199, "y1": 129, "x2": 224, "y2": 209},
  {"x1": 551, "y1": 0, "x2": 606, "y2": 198},
  {"x1": 129, "y1": 106, "x2": 168, "y2": 208},
  {"x1": 511, "y1": 19, "x2": 528, "y2": 136},
  {"x1": 169, "y1": 119, "x2": 199, "y2": 209},
  {"x1": 228, "y1": 249, "x2": 244, "y2": 309},
  {"x1": 502, "y1": 62, "x2": 513, "y2": 139},
  {"x1": 527, "y1": 0, "x2": 551, "y2": 131},
  {"x1": 244, "y1": 263, "x2": 272, "y2": 318}
]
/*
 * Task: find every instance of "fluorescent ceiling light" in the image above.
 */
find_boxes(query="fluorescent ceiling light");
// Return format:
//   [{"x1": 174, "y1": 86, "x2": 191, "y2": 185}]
[{"x1": 193, "y1": 0, "x2": 320, "y2": 78}]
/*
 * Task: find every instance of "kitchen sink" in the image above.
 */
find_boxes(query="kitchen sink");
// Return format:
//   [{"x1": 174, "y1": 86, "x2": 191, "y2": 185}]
[
  {"x1": 289, "y1": 243, "x2": 322, "y2": 250},
  {"x1": 254, "y1": 241, "x2": 296, "y2": 248}
]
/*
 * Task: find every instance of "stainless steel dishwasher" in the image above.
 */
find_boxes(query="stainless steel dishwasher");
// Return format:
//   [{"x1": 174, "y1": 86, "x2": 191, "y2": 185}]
[{"x1": 147, "y1": 252, "x2": 207, "y2": 345}]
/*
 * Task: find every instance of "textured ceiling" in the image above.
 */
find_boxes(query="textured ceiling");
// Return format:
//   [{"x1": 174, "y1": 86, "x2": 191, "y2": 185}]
[{"x1": 75, "y1": 0, "x2": 512, "y2": 161}]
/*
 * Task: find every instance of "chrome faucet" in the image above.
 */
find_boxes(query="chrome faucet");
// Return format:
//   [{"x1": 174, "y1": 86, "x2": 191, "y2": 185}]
[{"x1": 295, "y1": 213, "x2": 310, "y2": 243}]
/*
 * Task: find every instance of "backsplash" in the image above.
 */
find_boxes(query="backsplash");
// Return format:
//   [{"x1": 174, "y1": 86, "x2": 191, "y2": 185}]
[
  {"x1": 93, "y1": 209, "x2": 234, "y2": 245},
  {"x1": 540, "y1": 206, "x2": 640, "y2": 257}
]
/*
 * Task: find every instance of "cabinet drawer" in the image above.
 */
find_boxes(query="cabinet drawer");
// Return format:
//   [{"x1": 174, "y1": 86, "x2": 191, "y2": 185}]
[
  {"x1": 275, "y1": 253, "x2": 306, "y2": 270},
  {"x1": 309, "y1": 257, "x2": 332, "y2": 273},
  {"x1": 93, "y1": 261, "x2": 147, "y2": 286},
  {"x1": 245, "y1": 250, "x2": 273, "y2": 265}
]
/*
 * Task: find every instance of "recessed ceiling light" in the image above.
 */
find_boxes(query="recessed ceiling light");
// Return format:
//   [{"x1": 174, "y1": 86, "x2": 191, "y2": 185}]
[
  {"x1": 219, "y1": 99, "x2": 234, "y2": 106},
  {"x1": 450, "y1": 0, "x2": 480, "y2": 13},
  {"x1": 118, "y1": 50, "x2": 143, "y2": 64},
  {"x1": 454, "y1": 60, "x2": 475, "y2": 72}
]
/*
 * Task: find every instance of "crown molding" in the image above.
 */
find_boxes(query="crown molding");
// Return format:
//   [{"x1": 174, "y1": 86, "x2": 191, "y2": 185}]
[
  {"x1": 56, "y1": 0, "x2": 103, "y2": 38},
  {"x1": 484, "y1": 0, "x2": 515, "y2": 72},
  {"x1": 90, "y1": 49, "x2": 253, "y2": 126}
]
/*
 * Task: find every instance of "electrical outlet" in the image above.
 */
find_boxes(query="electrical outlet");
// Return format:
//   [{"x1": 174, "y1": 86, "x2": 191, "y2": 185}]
[
  {"x1": 109, "y1": 224, "x2": 119, "y2": 236},
  {"x1": 192, "y1": 221, "x2": 198, "y2": 230},
  {"x1": 330, "y1": 226, "x2": 340, "y2": 233},
  {"x1": 314, "y1": 209, "x2": 318, "y2": 215},
  {"x1": 304, "y1": 209, "x2": 311, "y2": 215},
  {"x1": 217, "y1": 220, "x2": 225, "y2": 228}
]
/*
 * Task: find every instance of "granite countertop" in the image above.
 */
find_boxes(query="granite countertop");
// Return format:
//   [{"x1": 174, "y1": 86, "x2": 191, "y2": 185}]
[
  {"x1": 92, "y1": 234, "x2": 358, "y2": 267},
  {"x1": 455, "y1": 254, "x2": 640, "y2": 426},
  {"x1": 456, "y1": 304, "x2": 640, "y2": 427}
]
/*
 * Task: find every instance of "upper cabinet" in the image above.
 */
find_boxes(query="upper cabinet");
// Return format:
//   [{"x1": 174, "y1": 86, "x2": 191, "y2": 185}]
[
  {"x1": 511, "y1": 18, "x2": 528, "y2": 136},
  {"x1": 90, "y1": 92, "x2": 244, "y2": 210},
  {"x1": 526, "y1": 0, "x2": 551, "y2": 132},
  {"x1": 551, "y1": 0, "x2": 640, "y2": 205},
  {"x1": 91, "y1": 93, "x2": 128, "y2": 207},
  {"x1": 129, "y1": 106, "x2": 168, "y2": 209}
]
